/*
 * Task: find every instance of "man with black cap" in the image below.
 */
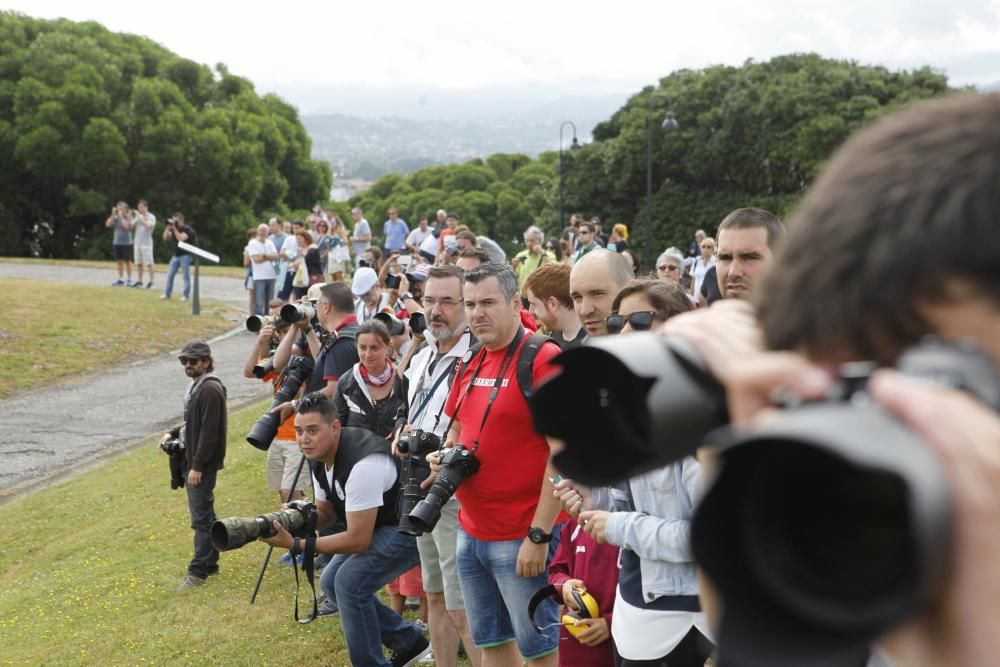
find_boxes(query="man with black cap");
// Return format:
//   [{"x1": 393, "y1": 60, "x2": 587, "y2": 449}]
[{"x1": 160, "y1": 339, "x2": 228, "y2": 590}]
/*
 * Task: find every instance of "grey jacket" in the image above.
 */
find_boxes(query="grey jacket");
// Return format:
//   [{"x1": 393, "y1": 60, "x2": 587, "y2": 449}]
[{"x1": 592, "y1": 456, "x2": 700, "y2": 602}]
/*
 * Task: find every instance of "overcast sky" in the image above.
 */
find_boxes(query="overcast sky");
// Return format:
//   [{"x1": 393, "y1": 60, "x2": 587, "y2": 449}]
[{"x1": 5, "y1": 0, "x2": 1000, "y2": 113}]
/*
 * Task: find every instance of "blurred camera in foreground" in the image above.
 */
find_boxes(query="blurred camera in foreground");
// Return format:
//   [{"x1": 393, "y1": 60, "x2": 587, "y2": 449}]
[{"x1": 211, "y1": 500, "x2": 318, "y2": 552}]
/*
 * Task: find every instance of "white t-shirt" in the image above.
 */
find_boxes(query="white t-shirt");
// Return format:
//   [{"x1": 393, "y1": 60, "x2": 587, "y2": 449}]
[
  {"x1": 351, "y1": 219, "x2": 372, "y2": 256},
  {"x1": 246, "y1": 239, "x2": 277, "y2": 280},
  {"x1": 406, "y1": 227, "x2": 432, "y2": 249},
  {"x1": 280, "y1": 235, "x2": 299, "y2": 263},
  {"x1": 314, "y1": 453, "x2": 397, "y2": 512},
  {"x1": 419, "y1": 233, "x2": 440, "y2": 257}
]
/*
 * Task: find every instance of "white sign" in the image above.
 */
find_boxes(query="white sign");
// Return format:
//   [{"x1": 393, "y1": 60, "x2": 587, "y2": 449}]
[{"x1": 177, "y1": 241, "x2": 220, "y2": 263}]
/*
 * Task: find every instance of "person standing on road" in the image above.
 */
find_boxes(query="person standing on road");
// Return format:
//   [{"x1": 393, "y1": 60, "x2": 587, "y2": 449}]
[
  {"x1": 161, "y1": 213, "x2": 197, "y2": 302},
  {"x1": 106, "y1": 201, "x2": 134, "y2": 286},
  {"x1": 132, "y1": 200, "x2": 157, "y2": 289},
  {"x1": 160, "y1": 340, "x2": 228, "y2": 590}
]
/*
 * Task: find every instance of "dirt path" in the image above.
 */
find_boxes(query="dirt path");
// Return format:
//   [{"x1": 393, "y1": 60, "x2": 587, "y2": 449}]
[{"x1": 0, "y1": 262, "x2": 272, "y2": 502}]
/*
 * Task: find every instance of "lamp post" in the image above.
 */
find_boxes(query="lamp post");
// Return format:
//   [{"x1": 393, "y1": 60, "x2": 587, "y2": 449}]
[
  {"x1": 645, "y1": 95, "x2": 678, "y2": 272},
  {"x1": 559, "y1": 121, "x2": 581, "y2": 230}
]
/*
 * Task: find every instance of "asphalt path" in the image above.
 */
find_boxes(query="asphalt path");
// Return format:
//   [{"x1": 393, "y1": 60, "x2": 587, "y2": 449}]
[{"x1": 0, "y1": 262, "x2": 272, "y2": 502}]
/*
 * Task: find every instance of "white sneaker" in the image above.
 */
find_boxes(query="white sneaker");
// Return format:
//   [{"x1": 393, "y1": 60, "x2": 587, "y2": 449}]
[{"x1": 181, "y1": 296, "x2": 189, "y2": 302}]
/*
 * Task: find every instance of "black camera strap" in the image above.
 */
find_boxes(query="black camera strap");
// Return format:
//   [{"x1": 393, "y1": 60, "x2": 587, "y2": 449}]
[
  {"x1": 410, "y1": 354, "x2": 460, "y2": 426},
  {"x1": 445, "y1": 327, "x2": 525, "y2": 455},
  {"x1": 292, "y1": 534, "x2": 319, "y2": 624}
]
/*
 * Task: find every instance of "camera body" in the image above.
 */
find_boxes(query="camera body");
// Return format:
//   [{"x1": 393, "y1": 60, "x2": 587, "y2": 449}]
[
  {"x1": 406, "y1": 444, "x2": 479, "y2": 533},
  {"x1": 385, "y1": 273, "x2": 401, "y2": 290},
  {"x1": 396, "y1": 430, "x2": 442, "y2": 536},
  {"x1": 212, "y1": 500, "x2": 318, "y2": 552},
  {"x1": 246, "y1": 354, "x2": 315, "y2": 450},
  {"x1": 397, "y1": 429, "x2": 441, "y2": 456},
  {"x1": 160, "y1": 437, "x2": 184, "y2": 456}
]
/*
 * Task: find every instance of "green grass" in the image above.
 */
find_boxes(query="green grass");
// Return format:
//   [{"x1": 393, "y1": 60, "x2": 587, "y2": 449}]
[
  {"x1": 0, "y1": 399, "x2": 356, "y2": 666},
  {"x1": 0, "y1": 278, "x2": 235, "y2": 399},
  {"x1": 0, "y1": 256, "x2": 247, "y2": 279}
]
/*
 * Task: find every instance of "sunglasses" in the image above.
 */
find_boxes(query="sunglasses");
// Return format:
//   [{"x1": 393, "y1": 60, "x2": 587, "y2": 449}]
[
  {"x1": 179, "y1": 357, "x2": 201, "y2": 366},
  {"x1": 658, "y1": 264, "x2": 679, "y2": 272},
  {"x1": 605, "y1": 311, "x2": 662, "y2": 334}
]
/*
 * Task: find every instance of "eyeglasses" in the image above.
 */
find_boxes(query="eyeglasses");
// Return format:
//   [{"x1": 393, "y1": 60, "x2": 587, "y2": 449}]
[
  {"x1": 605, "y1": 311, "x2": 663, "y2": 334},
  {"x1": 658, "y1": 264, "x2": 679, "y2": 272},
  {"x1": 179, "y1": 357, "x2": 201, "y2": 366},
  {"x1": 421, "y1": 297, "x2": 462, "y2": 308}
]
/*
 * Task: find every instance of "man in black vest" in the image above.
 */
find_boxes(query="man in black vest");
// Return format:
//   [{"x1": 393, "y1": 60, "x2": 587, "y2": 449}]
[{"x1": 261, "y1": 392, "x2": 430, "y2": 667}]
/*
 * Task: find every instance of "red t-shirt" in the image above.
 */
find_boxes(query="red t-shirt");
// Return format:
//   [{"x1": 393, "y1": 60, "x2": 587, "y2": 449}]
[{"x1": 444, "y1": 335, "x2": 563, "y2": 540}]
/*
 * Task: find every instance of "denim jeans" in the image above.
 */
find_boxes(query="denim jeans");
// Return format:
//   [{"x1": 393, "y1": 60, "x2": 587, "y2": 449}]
[
  {"x1": 164, "y1": 254, "x2": 192, "y2": 298},
  {"x1": 320, "y1": 525, "x2": 423, "y2": 666},
  {"x1": 456, "y1": 525, "x2": 562, "y2": 660},
  {"x1": 252, "y1": 278, "x2": 276, "y2": 315},
  {"x1": 185, "y1": 467, "x2": 219, "y2": 578}
]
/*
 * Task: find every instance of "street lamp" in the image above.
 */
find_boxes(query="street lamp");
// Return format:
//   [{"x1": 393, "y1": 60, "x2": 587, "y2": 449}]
[
  {"x1": 645, "y1": 94, "x2": 678, "y2": 271},
  {"x1": 559, "y1": 121, "x2": 581, "y2": 230}
]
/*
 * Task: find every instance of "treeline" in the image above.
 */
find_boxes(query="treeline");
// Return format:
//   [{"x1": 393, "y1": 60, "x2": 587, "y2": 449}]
[
  {"x1": 0, "y1": 12, "x2": 331, "y2": 264},
  {"x1": 350, "y1": 54, "x2": 952, "y2": 263}
]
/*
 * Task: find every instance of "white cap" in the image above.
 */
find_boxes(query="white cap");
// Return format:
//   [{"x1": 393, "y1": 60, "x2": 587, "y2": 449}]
[{"x1": 351, "y1": 267, "x2": 378, "y2": 296}]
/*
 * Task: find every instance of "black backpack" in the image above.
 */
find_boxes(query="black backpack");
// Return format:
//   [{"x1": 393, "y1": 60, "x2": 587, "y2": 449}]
[{"x1": 462, "y1": 332, "x2": 553, "y2": 402}]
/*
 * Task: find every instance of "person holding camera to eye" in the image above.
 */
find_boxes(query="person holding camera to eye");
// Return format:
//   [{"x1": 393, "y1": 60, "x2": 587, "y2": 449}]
[
  {"x1": 106, "y1": 201, "x2": 134, "y2": 286},
  {"x1": 259, "y1": 393, "x2": 431, "y2": 667},
  {"x1": 160, "y1": 340, "x2": 227, "y2": 591},
  {"x1": 160, "y1": 213, "x2": 196, "y2": 302},
  {"x1": 391, "y1": 264, "x2": 481, "y2": 667},
  {"x1": 422, "y1": 262, "x2": 565, "y2": 667}
]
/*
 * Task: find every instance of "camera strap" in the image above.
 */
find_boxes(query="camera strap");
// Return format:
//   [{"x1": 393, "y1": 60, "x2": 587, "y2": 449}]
[
  {"x1": 410, "y1": 354, "x2": 460, "y2": 426},
  {"x1": 292, "y1": 534, "x2": 319, "y2": 624}
]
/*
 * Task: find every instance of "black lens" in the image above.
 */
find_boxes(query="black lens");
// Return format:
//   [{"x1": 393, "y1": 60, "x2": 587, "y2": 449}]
[
  {"x1": 606, "y1": 315, "x2": 624, "y2": 334},
  {"x1": 628, "y1": 312, "x2": 656, "y2": 331}
]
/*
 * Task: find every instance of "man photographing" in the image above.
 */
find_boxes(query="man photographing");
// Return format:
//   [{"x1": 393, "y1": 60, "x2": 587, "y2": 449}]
[
  {"x1": 260, "y1": 393, "x2": 430, "y2": 667},
  {"x1": 160, "y1": 340, "x2": 227, "y2": 590}
]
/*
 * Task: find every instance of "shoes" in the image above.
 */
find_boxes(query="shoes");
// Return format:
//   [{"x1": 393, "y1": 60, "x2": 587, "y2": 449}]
[
  {"x1": 126, "y1": 279, "x2": 135, "y2": 287},
  {"x1": 404, "y1": 596, "x2": 420, "y2": 611},
  {"x1": 112, "y1": 279, "x2": 124, "y2": 286},
  {"x1": 390, "y1": 635, "x2": 431, "y2": 667},
  {"x1": 316, "y1": 600, "x2": 339, "y2": 617},
  {"x1": 159, "y1": 294, "x2": 170, "y2": 300},
  {"x1": 130, "y1": 281, "x2": 141, "y2": 288},
  {"x1": 146, "y1": 282, "x2": 154, "y2": 289},
  {"x1": 277, "y1": 552, "x2": 304, "y2": 566},
  {"x1": 181, "y1": 296, "x2": 189, "y2": 302},
  {"x1": 176, "y1": 573, "x2": 206, "y2": 590}
]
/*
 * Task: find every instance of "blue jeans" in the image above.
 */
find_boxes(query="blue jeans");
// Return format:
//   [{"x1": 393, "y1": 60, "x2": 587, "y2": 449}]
[
  {"x1": 252, "y1": 278, "x2": 276, "y2": 315},
  {"x1": 320, "y1": 525, "x2": 423, "y2": 667},
  {"x1": 456, "y1": 526, "x2": 562, "y2": 660},
  {"x1": 165, "y1": 254, "x2": 192, "y2": 298},
  {"x1": 185, "y1": 467, "x2": 219, "y2": 578}
]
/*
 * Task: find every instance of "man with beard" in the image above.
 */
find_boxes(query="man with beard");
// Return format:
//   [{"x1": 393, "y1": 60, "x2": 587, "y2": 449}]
[{"x1": 714, "y1": 208, "x2": 784, "y2": 300}]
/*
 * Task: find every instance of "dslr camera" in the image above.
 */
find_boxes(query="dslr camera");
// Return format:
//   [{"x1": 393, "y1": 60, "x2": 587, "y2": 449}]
[
  {"x1": 406, "y1": 444, "x2": 479, "y2": 534},
  {"x1": 247, "y1": 355, "x2": 315, "y2": 450},
  {"x1": 396, "y1": 430, "x2": 442, "y2": 536}
]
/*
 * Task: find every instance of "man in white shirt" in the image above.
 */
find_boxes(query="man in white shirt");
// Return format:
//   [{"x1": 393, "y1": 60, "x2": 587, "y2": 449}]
[
  {"x1": 406, "y1": 217, "x2": 433, "y2": 256},
  {"x1": 132, "y1": 199, "x2": 157, "y2": 289},
  {"x1": 351, "y1": 207, "x2": 372, "y2": 259},
  {"x1": 246, "y1": 223, "x2": 278, "y2": 315}
]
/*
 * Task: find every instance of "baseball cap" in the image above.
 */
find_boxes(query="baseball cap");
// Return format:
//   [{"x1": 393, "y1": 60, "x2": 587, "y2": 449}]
[
  {"x1": 305, "y1": 282, "x2": 326, "y2": 302},
  {"x1": 405, "y1": 264, "x2": 431, "y2": 282},
  {"x1": 351, "y1": 267, "x2": 378, "y2": 296},
  {"x1": 179, "y1": 340, "x2": 211, "y2": 359}
]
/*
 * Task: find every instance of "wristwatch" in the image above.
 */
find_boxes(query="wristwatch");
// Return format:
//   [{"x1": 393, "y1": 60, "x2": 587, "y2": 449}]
[{"x1": 527, "y1": 527, "x2": 552, "y2": 544}]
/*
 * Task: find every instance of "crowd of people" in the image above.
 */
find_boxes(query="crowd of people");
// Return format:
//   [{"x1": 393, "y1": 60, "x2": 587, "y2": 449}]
[{"x1": 156, "y1": 93, "x2": 1000, "y2": 667}]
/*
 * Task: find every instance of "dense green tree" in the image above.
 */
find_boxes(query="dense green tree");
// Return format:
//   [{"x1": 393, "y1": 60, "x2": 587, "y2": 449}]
[{"x1": 0, "y1": 12, "x2": 330, "y2": 263}]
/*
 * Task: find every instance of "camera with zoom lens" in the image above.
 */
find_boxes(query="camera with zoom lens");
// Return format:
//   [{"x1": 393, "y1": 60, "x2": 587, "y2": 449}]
[
  {"x1": 279, "y1": 302, "x2": 316, "y2": 325},
  {"x1": 532, "y1": 335, "x2": 1000, "y2": 666},
  {"x1": 247, "y1": 355, "x2": 314, "y2": 450},
  {"x1": 211, "y1": 499, "x2": 318, "y2": 552},
  {"x1": 396, "y1": 430, "x2": 441, "y2": 536},
  {"x1": 246, "y1": 313, "x2": 288, "y2": 334},
  {"x1": 406, "y1": 444, "x2": 479, "y2": 534},
  {"x1": 160, "y1": 437, "x2": 184, "y2": 457}
]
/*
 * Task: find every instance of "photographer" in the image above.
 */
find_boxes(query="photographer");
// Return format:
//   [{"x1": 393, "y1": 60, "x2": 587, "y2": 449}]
[
  {"x1": 426, "y1": 262, "x2": 565, "y2": 666},
  {"x1": 333, "y1": 320, "x2": 405, "y2": 438},
  {"x1": 160, "y1": 340, "x2": 227, "y2": 590},
  {"x1": 106, "y1": 201, "x2": 134, "y2": 287},
  {"x1": 260, "y1": 393, "x2": 430, "y2": 667},
  {"x1": 393, "y1": 264, "x2": 480, "y2": 667},
  {"x1": 160, "y1": 213, "x2": 196, "y2": 302}
]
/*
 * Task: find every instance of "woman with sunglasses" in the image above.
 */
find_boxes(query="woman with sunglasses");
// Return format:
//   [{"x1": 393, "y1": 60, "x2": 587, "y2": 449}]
[{"x1": 605, "y1": 279, "x2": 693, "y2": 335}]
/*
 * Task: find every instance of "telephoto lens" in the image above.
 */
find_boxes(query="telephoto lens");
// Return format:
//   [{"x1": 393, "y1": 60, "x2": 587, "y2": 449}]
[
  {"x1": 396, "y1": 430, "x2": 441, "y2": 536},
  {"x1": 280, "y1": 302, "x2": 316, "y2": 325},
  {"x1": 211, "y1": 500, "x2": 318, "y2": 551},
  {"x1": 246, "y1": 355, "x2": 314, "y2": 450},
  {"x1": 407, "y1": 445, "x2": 479, "y2": 533}
]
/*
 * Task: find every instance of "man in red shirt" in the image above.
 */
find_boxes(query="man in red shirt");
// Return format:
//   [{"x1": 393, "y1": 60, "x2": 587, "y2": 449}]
[{"x1": 429, "y1": 262, "x2": 565, "y2": 666}]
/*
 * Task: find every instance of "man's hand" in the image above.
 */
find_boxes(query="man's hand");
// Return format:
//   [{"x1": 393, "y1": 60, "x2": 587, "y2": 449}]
[
  {"x1": 658, "y1": 300, "x2": 764, "y2": 386},
  {"x1": 572, "y1": 617, "x2": 610, "y2": 646},
  {"x1": 561, "y1": 579, "x2": 586, "y2": 610},
  {"x1": 421, "y1": 441, "x2": 455, "y2": 489},
  {"x1": 516, "y1": 539, "x2": 547, "y2": 578},
  {"x1": 578, "y1": 510, "x2": 611, "y2": 544},
  {"x1": 257, "y1": 323, "x2": 275, "y2": 345},
  {"x1": 187, "y1": 469, "x2": 202, "y2": 486},
  {"x1": 258, "y1": 519, "x2": 294, "y2": 550},
  {"x1": 158, "y1": 432, "x2": 173, "y2": 451},
  {"x1": 553, "y1": 479, "x2": 591, "y2": 519},
  {"x1": 392, "y1": 424, "x2": 414, "y2": 458}
]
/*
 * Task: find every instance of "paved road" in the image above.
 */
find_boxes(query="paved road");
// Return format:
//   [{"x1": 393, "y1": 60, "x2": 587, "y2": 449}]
[{"x1": 0, "y1": 262, "x2": 271, "y2": 501}]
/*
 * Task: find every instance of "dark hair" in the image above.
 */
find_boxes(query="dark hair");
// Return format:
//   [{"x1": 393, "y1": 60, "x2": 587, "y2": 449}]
[
  {"x1": 455, "y1": 230, "x2": 478, "y2": 245},
  {"x1": 524, "y1": 263, "x2": 572, "y2": 309},
  {"x1": 447, "y1": 212, "x2": 460, "y2": 221},
  {"x1": 717, "y1": 207, "x2": 784, "y2": 249},
  {"x1": 357, "y1": 319, "x2": 391, "y2": 345},
  {"x1": 138, "y1": 199, "x2": 148, "y2": 207},
  {"x1": 457, "y1": 247, "x2": 490, "y2": 264},
  {"x1": 758, "y1": 93, "x2": 1000, "y2": 364},
  {"x1": 612, "y1": 279, "x2": 693, "y2": 320},
  {"x1": 319, "y1": 282, "x2": 354, "y2": 314},
  {"x1": 428, "y1": 264, "x2": 465, "y2": 283},
  {"x1": 544, "y1": 238, "x2": 563, "y2": 261},
  {"x1": 296, "y1": 230, "x2": 314, "y2": 245},
  {"x1": 291, "y1": 218, "x2": 305, "y2": 228},
  {"x1": 464, "y1": 262, "x2": 519, "y2": 301},
  {"x1": 580, "y1": 222, "x2": 596, "y2": 234},
  {"x1": 297, "y1": 391, "x2": 339, "y2": 423}
]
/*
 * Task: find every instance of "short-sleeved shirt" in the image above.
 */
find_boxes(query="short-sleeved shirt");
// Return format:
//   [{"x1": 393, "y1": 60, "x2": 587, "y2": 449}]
[
  {"x1": 383, "y1": 219, "x2": 409, "y2": 252},
  {"x1": 111, "y1": 215, "x2": 132, "y2": 245},
  {"x1": 406, "y1": 227, "x2": 432, "y2": 250},
  {"x1": 443, "y1": 336, "x2": 561, "y2": 540},
  {"x1": 313, "y1": 453, "x2": 397, "y2": 512},
  {"x1": 173, "y1": 226, "x2": 196, "y2": 256},
  {"x1": 351, "y1": 219, "x2": 372, "y2": 256},
  {"x1": 305, "y1": 318, "x2": 360, "y2": 393},
  {"x1": 133, "y1": 213, "x2": 156, "y2": 247},
  {"x1": 246, "y1": 239, "x2": 277, "y2": 280}
]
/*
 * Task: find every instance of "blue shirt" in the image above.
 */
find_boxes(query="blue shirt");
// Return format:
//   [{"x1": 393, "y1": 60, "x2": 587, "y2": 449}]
[{"x1": 383, "y1": 218, "x2": 409, "y2": 251}]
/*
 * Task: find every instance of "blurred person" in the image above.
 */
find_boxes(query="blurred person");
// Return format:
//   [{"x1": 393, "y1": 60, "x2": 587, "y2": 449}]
[
  {"x1": 543, "y1": 238, "x2": 564, "y2": 264},
  {"x1": 160, "y1": 340, "x2": 227, "y2": 590},
  {"x1": 591, "y1": 216, "x2": 608, "y2": 247},
  {"x1": 606, "y1": 224, "x2": 629, "y2": 253},
  {"x1": 455, "y1": 230, "x2": 478, "y2": 252},
  {"x1": 384, "y1": 207, "x2": 410, "y2": 255},
  {"x1": 512, "y1": 225, "x2": 554, "y2": 289},
  {"x1": 655, "y1": 248, "x2": 685, "y2": 285},
  {"x1": 290, "y1": 229, "x2": 322, "y2": 301},
  {"x1": 435, "y1": 212, "x2": 460, "y2": 264},
  {"x1": 327, "y1": 214, "x2": 351, "y2": 281},
  {"x1": 524, "y1": 263, "x2": 585, "y2": 349},
  {"x1": 360, "y1": 246, "x2": 383, "y2": 273},
  {"x1": 160, "y1": 213, "x2": 196, "y2": 302},
  {"x1": 620, "y1": 249, "x2": 640, "y2": 278},
  {"x1": 572, "y1": 222, "x2": 600, "y2": 264},
  {"x1": 714, "y1": 207, "x2": 784, "y2": 301},
  {"x1": 333, "y1": 320, "x2": 406, "y2": 438},
  {"x1": 353, "y1": 267, "x2": 391, "y2": 323},
  {"x1": 569, "y1": 249, "x2": 633, "y2": 339},
  {"x1": 689, "y1": 236, "x2": 716, "y2": 299},
  {"x1": 106, "y1": 200, "x2": 134, "y2": 286},
  {"x1": 243, "y1": 227, "x2": 257, "y2": 315},
  {"x1": 351, "y1": 207, "x2": 373, "y2": 261},
  {"x1": 132, "y1": 199, "x2": 156, "y2": 288},
  {"x1": 455, "y1": 247, "x2": 490, "y2": 273},
  {"x1": 276, "y1": 219, "x2": 305, "y2": 301},
  {"x1": 246, "y1": 223, "x2": 279, "y2": 315},
  {"x1": 407, "y1": 216, "x2": 433, "y2": 256},
  {"x1": 313, "y1": 217, "x2": 331, "y2": 277},
  {"x1": 688, "y1": 229, "x2": 705, "y2": 260}
]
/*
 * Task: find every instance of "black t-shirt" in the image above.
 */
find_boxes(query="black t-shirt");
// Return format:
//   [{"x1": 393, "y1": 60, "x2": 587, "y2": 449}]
[
  {"x1": 552, "y1": 328, "x2": 587, "y2": 351},
  {"x1": 304, "y1": 247, "x2": 322, "y2": 276},
  {"x1": 700, "y1": 266, "x2": 722, "y2": 305},
  {"x1": 305, "y1": 338, "x2": 359, "y2": 393},
  {"x1": 174, "y1": 225, "x2": 197, "y2": 257}
]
